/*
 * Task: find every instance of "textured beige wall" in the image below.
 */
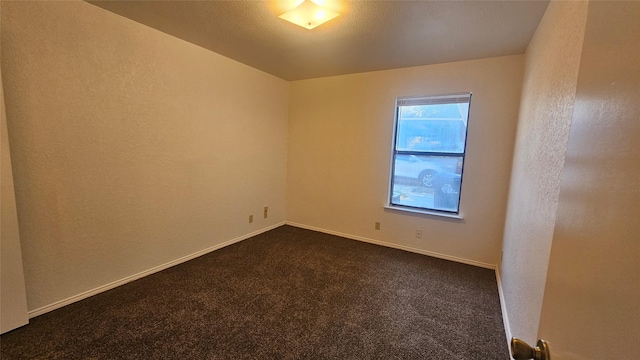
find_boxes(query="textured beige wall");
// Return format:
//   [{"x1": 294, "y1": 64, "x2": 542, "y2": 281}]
[
  {"x1": 287, "y1": 55, "x2": 523, "y2": 266},
  {"x1": 1, "y1": 66, "x2": 29, "y2": 333},
  {"x1": 500, "y1": 1, "x2": 588, "y2": 343},
  {"x1": 538, "y1": 2, "x2": 640, "y2": 358},
  {"x1": 1, "y1": 1, "x2": 288, "y2": 311}
]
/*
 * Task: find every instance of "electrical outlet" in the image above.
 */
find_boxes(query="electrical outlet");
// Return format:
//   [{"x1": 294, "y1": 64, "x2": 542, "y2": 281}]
[
  {"x1": 375, "y1": 222, "x2": 381, "y2": 230},
  {"x1": 249, "y1": 215, "x2": 253, "y2": 223},
  {"x1": 263, "y1": 206, "x2": 268, "y2": 218},
  {"x1": 416, "y1": 229, "x2": 423, "y2": 239}
]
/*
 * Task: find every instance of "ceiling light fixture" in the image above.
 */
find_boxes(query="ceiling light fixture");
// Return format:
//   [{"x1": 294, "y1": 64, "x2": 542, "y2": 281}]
[{"x1": 278, "y1": 0, "x2": 340, "y2": 30}]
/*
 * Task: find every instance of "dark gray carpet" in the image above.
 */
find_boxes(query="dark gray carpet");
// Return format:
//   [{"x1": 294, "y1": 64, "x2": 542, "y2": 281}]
[{"x1": 1, "y1": 225, "x2": 509, "y2": 359}]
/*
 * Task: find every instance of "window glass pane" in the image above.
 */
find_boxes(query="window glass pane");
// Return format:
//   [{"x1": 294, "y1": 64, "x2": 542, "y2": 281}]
[
  {"x1": 391, "y1": 154, "x2": 462, "y2": 213},
  {"x1": 396, "y1": 102, "x2": 469, "y2": 153}
]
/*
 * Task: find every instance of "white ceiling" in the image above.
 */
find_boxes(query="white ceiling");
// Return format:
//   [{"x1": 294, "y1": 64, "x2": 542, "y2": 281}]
[{"x1": 88, "y1": 0, "x2": 549, "y2": 81}]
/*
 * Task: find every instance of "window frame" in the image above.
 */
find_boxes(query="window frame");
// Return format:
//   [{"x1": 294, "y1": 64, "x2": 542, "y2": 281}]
[{"x1": 386, "y1": 92, "x2": 472, "y2": 218}]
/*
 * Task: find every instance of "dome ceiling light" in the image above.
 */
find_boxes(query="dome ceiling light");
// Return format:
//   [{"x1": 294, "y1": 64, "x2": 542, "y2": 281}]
[{"x1": 278, "y1": 0, "x2": 340, "y2": 30}]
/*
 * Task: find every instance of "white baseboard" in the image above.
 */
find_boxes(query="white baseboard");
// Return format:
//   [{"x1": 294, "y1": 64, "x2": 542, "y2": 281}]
[
  {"x1": 28, "y1": 222, "x2": 286, "y2": 318},
  {"x1": 285, "y1": 221, "x2": 496, "y2": 269},
  {"x1": 495, "y1": 265, "x2": 513, "y2": 356}
]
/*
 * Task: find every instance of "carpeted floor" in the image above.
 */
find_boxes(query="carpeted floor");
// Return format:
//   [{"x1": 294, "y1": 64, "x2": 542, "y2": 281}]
[{"x1": 1, "y1": 225, "x2": 509, "y2": 359}]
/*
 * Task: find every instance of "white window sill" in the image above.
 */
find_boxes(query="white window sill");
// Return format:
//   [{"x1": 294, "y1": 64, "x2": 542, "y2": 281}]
[{"x1": 384, "y1": 205, "x2": 464, "y2": 220}]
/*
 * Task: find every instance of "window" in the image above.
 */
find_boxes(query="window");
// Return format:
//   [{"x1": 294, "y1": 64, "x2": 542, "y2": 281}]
[{"x1": 388, "y1": 93, "x2": 471, "y2": 215}]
